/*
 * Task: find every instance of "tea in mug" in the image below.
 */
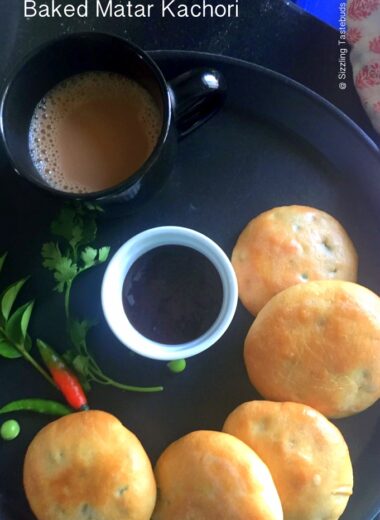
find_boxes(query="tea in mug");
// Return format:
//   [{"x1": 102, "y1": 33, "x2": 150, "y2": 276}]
[{"x1": 29, "y1": 71, "x2": 162, "y2": 193}]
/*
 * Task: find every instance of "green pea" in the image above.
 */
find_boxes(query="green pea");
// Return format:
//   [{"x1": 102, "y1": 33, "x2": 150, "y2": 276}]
[
  {"x1": 167, "y1": 359, "x2": 187, "y2": 374},
  {"x1": 1, "y1": 419, "x2": 20, "y2": 441}
]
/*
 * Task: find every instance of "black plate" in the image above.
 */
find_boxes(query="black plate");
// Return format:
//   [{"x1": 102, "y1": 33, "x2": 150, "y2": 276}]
[{"x1": 0, "y1": 51, "x2": 380, "y2": 520}]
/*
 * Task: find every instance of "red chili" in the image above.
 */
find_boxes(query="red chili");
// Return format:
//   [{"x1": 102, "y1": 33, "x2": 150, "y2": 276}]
[{"x1": 36, "y1": 339, "x2": 88, "y2": 411}]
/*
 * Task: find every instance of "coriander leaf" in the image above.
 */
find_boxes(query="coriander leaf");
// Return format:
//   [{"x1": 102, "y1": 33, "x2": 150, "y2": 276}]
[
  {"x1": 5, "y1": 301, "x2": 34, "y2": 347},
  {"x1": 69, "y1": 319, "x2": 92, "y2": 349},
  {"x1": 41, "y1": 242, "x2": 63, "y2": 272},
  {"x1": 83, "y1": 202, "x2": 104, "y2": 213},
  {"x1": 62, "y1": 348, "x2": 77, "y2": 365},
  {"x1": 83, "y1": 202, "x2": 96, "y2": 211},
  {"x1": 72, "y1": 201, "x2": 86, "y2": 216},
  {"x1": 73, "y1": 354, "x2": 90, "y2": 376},
  {"x1": 80, "y1": 247, "x2": 97, "y2": 269},
  {"x1": 76, "y1": 372, "x2": 92, "y2": 392},
  {"x1": 55, "y1": 281, "x2": 65, "y2": 293},
  {"x1": 53, "y1": 257, "x2": 78, "y2": 289},
  {"x1": 79, "y1": 245, "x2": 110, "y2": 271},
  {"x1": 79, "y1": 215, "x2": 97, "y2": 247},
  {"x1": 0, "y1": 339, "x2": 22, "y2": 359},
  {"x1": 98, "y1": 247, "x2": 111, "y2": 263},
  {"x1": 62, "y1": 349, "x2": 92, "y2": 391},
  {"x1": 69, "y1": 225, "x2": 83, "y2": 251},
  {"x1": 0, "y1": 277, "x2": 29, "y2": 322},
  {"x1": 51, "y1": 205, "x2": 77, "y2": 242},
  {"x1": 42, "y1": 242, "x2": 78, "y2": 292},
  {"x1": 47, "y1": 203, "x2": 104, "y2": 254},
  {"x1": 0, "y1": 253, "x2": 7, "y2": 274}
]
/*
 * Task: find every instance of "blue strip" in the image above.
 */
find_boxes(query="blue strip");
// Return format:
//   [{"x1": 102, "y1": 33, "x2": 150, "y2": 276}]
[{"x1": 293, "y1": 0, "x2": 343, "y2": 29}]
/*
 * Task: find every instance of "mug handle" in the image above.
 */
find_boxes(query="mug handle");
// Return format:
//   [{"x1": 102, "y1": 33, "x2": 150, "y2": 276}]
[{"x1": 168, "y1": 68, "x2": 227, "y2": 139}]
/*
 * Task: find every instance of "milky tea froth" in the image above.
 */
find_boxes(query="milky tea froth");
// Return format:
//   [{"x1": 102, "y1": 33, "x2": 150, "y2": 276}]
[{"x1": 29, "y1": 71, "x2": 162, "y2": 193}]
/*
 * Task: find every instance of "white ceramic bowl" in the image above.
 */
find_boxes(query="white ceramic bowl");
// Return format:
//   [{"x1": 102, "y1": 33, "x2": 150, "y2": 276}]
[{"x1": 101, "y1": 226, "x2": 238, "y2": 361}]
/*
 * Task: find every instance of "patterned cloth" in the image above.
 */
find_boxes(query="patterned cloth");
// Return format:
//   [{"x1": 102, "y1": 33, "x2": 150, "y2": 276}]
[{"x1": 348, "y1": 0, "x2": 380, "y2": 133}]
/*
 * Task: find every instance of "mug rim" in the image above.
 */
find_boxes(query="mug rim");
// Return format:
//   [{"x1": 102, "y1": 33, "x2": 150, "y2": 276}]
[
  {"x1": 101, "y1": 226, "x2": 238, "y2": 361},
  {"x1": 0, "y1": 31, "x2": 172, "y2": 200}
]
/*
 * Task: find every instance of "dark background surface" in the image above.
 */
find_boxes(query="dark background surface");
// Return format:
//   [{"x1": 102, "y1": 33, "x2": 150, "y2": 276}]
[{"x1": 0, "y1": 1, "x2": 380, "y2": 520}]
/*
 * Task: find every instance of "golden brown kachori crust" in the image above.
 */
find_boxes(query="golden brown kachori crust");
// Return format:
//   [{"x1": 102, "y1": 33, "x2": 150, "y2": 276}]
[
  {"x1": 244, "y1": 280, "x2": 380, "y2": 418},
  {"x1": 23, "y1": 410, "x2": 156, "y2": 520},
  {"x1": 223, "y1": 401, "x2": 353, "y2": 520},
  {"x1": 152, "y1": 430, "x2": 283, "y2": 520},
  {"x1": 232, "y1": 205, "x2": 358, "y2": 315}
]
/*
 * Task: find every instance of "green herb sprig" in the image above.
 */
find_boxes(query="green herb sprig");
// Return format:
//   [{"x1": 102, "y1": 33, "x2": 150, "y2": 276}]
[
  {"x1": 0, "y1": 253, "x2": 55, "y2": 387},
  {"x1": 42, "y1": 202, "x2": 163, "y2": 393},
  {"x1": 41, "y1": 203, "x2": 110, "y2": 317}
]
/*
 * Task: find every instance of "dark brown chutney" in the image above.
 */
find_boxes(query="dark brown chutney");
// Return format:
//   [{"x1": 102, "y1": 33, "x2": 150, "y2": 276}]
[{"x1": 122, "y1": 245, "x2": 223, "y2": 344}]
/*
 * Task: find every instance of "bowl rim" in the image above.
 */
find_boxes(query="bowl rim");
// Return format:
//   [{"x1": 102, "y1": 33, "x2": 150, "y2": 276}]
[{"x1": 101, "y1": 225, "x2": 238, "y2": 360}]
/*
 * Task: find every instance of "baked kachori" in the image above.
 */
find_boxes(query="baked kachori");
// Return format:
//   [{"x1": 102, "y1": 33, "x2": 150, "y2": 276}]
[
  {"x1": 244, "y1": 280, "x2": 380, "y2": 418},
  {"x1": 223, "y1": 400, "x2": 353, "y2": 520},
  {"x1": 232, "y1": 205, "x2": 358, "y2": 315},
  {"x1": 152, "y1": 430, "x2": 283, "y2": 520},
  {"x1": 23, "y1": 410, "x2": 156, "y2": 520}
]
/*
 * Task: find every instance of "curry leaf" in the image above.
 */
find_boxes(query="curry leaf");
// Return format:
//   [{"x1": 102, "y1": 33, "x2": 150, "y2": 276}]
[
  {"x1": 5, "y1": 301, "x2": 34, "y2": 346},
  {"x1": 0, "y1": 253, "x2": 7, "y2": 274},
  {"x1": 0, "y1": 339, "x2": 22, "y2": 359},
  {"x1": 24, "y1": 335, "x2": 32, "y2": 352},
  {"x1": 20, "y1": 301, "x2": 34, "y2": 339},
  {"x1": 0, "y1": 277, "x2": 29, "y2": 322}
]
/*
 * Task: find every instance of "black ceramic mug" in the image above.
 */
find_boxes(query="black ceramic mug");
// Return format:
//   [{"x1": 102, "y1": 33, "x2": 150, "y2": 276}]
[{"x1": 0, "y1": 32, "x2": 226, "y2": 210}]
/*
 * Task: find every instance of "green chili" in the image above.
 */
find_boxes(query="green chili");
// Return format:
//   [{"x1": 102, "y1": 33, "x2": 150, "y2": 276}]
[{"x1": 0, "y1": 399, "x2": 73, "y2": 417}]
